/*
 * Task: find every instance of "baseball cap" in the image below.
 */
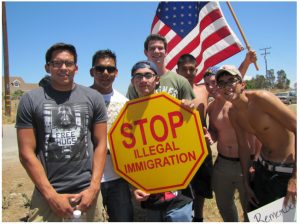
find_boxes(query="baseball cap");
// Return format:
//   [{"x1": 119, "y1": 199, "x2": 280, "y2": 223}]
[
  {"x1": 215, "y1": 65, "x2": 242, "y2": 82},
  {"x1": 131, "y1": 60, "x2": 158, "y2": 77},
  {"x1": 203, "y1": 66, "x2": 219, "y2": 78}
]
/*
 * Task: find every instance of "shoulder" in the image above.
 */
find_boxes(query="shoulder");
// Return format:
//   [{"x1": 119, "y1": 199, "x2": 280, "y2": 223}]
[
  {"x1": 25, "y1": 87, "x2": 44, "y2": 97},
  {"x1": 246, "y1": 90, "x2": 277, "y2": 103},
  {"x1": 19, "y1": 87, "x2": 44, "y2": 104},
  {"x1": 246, "y1": 89, "x2": 271, "y2": 98},
  {"x1": 75, "y1": 84, "x2": 101, "y2": 95},
  {"x1": 112, "y1": 89, "x2": 128, "y2": 102}
]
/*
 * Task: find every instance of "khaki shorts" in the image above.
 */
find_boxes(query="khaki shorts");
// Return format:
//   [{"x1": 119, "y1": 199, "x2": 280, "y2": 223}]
[{"x1": 28, "y1": 188, "x2": 106, "y2": 222}]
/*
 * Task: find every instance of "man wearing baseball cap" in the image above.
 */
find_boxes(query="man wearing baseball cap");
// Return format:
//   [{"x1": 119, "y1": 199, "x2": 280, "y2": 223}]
[
  {"x1": 216, "y1": 64, "x2": 296, "y2": 211},
  {"x1": 184, "y1": 51, "x2": 259, "y2": 222}
]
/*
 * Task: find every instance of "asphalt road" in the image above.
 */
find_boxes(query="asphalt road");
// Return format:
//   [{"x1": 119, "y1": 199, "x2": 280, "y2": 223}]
[{"x1": 2, "y1": 124, "x2": 19, "y2": 161}]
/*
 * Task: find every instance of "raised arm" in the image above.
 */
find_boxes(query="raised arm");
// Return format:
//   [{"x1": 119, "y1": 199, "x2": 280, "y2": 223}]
[
  {"x1": 17, "y1": 128, "x2": 74, "y2": 218},
  {"x1": 239, "y1": 50, "x2": 257, "y2": 77}
]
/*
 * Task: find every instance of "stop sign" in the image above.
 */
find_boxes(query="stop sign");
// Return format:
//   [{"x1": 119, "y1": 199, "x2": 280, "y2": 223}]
[{"x1": 108, "y1": 92, "x2": 208, "y2": 194}]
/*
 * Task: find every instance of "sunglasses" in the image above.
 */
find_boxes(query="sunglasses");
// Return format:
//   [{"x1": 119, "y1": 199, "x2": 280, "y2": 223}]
[
  {"x1": 217, "y1": 78, "x2": 241, "y2": 88},
  {"x1": 133, "y1": 73, "x2": 156, "y2": 80},
  {"x1": 93, "y1": 65, "x2": 117, "y2": 73},
  {"x1": 48, "y1": 60, "x2": 76, "y2": 68}
]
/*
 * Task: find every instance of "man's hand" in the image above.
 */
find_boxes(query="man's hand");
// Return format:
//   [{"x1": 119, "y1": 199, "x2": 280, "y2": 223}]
[
  {"x1": 245, "y1": 50, "x2": 257, "y2": 64},
  {"x1": 244, "y1": 182, "x2": 259, "y2": 207},
  {"x1": 133, "y1": 189, "x2": 150, "y2": 202},
  {"x1": 203, "y1": 127, "x2": 214, "y2": 145},
  {"x1": 284, "y1": 176, "x2": 297, "y2": 206},
  {"x1": 181, "y1": 99, "x2": 195, "y2": 110},
  {"x1": 76, "y1": 186, "x2": 99, "y2": 212},
  {"x1": 46, "y1": 192, "x2": 76, "y2": 218}
]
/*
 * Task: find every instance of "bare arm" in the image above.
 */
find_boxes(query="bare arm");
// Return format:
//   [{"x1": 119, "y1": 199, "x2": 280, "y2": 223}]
[
  {"x1": 206, "y1": 102, "x2": 218, "y2": 144},
  {"x1": 17, "y1": 128, "x2": 74, "y2": 218},
  {"x1": 193, "y1": 84, "x2": 209, "y2": 126},
  {"x1": 239, "y1": 50, "x2": 257, "y2": 77},
  {"x1": 228, "y1": 109, "x2": 259, "y2": 207},
  {"x1": 77, "y1": 122, "x2": 107, "y2": 212}
]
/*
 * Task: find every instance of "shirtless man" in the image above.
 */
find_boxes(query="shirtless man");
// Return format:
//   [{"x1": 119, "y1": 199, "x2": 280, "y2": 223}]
[
  {"x1": 204, "y1": 51, "x2": 258, "y2": 221},
  {"x1": 176, "y1": 54, "x2": 212, "y2": 222},
  {"x1": 215, "y1": 65, "x2": 296, "y2": 211}
]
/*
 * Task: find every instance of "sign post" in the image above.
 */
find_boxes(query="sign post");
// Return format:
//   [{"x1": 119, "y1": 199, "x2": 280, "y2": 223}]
[{"x1": 108, "y1": 92, "x2": 208, "y2": 193}]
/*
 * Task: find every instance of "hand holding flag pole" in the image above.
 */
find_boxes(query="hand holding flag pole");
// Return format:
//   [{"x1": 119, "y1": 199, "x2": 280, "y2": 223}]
[{"x1": 226, "y1": 1, "x2": 259, "y2": 71}]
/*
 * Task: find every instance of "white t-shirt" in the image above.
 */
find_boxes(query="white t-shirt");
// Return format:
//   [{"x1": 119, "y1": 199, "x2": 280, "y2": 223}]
[{"x1": 101, "y1": 89, "x2": 128, "y2": 183}]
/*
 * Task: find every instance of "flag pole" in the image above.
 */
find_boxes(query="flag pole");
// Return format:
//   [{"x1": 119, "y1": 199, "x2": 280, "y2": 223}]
[
  {"x1": 226, "y1": 1, "x2": 259, "y2": 70},
  {"x1": 2, "y1": 2, "x2": 11, "y2": 116}
]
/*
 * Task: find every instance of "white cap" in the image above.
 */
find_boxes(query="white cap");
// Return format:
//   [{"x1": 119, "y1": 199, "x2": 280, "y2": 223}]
[{"x1": 73, "y1": 210, "x2": 82, "y2": 219}]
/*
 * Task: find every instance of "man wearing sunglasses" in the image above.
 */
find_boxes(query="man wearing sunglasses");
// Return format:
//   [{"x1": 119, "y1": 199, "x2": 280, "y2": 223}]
[
  {"x1": 90, "y1": 49, "x2": 133, "y2": 222},
  {"x1": 215, "y1": 65, "x2": 296, "y2": 211},
  {"x1": 16, "y1": 43, "x2": 108, "y2": 221},
  {"x1": 203, "y1": 52, "x2": 262, "y2": 222},
  {"x1": 130, "y1": 60, "x2": 194, "y2": 222}
]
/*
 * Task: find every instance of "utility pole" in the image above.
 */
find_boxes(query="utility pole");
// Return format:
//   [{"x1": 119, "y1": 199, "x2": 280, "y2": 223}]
[
  {"x1": 2, "y1": 2, "x2": 11, "y2": 116},
  {"x1": 260, "y1": 47, "x2": 271, "y2": 88},
  {"x1": 260, "y1": 47, "x2": 271, "y2": 77}
]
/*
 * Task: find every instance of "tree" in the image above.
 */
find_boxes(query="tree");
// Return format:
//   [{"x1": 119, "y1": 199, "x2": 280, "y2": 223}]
[
  {"x1": 275, "y1": 70, "x2": 290, "y2": 89},
  {"x1": 11, "y1": 89, "x2": 24, "y2": 100},
  {"x1": 265, "y1": 69, "x2": 275, "y2": 89}
]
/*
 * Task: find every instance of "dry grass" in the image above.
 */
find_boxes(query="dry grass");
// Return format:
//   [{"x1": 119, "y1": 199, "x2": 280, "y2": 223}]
[{"x1": 2, "y1": 99, "x2": 19, "y2": 124}]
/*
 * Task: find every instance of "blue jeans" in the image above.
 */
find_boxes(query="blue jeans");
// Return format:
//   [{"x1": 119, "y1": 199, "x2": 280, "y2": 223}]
[
  {"x1": 101, "y1": 178, "x2": 133, "y2": 221},
  {"x1": 145, "y1": 201, "x2": 193, "y2": 222}
]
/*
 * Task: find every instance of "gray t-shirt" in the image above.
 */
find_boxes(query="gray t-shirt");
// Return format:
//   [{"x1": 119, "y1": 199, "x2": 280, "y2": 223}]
[{"x1": 16, "y1": 84, "x2": 107, "y2": 193}]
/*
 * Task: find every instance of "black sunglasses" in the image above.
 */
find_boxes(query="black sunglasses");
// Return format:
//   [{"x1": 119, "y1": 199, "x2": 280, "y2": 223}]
[{"x1": 93, "y1": 65, "x2": 116, "y2": 73}]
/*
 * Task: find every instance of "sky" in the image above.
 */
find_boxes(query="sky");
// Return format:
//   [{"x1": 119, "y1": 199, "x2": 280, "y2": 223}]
[{"x1": 3, "y1": 1, "x2": 297, "y2": 95}]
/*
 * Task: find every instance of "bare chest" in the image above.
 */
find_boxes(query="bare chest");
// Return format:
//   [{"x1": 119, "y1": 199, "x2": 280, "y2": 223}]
[{"x1": 210, "y1": 105, "x2": 232, "y2": 130}]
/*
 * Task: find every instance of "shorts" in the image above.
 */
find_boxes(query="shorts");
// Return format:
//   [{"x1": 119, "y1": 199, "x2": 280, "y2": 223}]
[
  {"x1": 27, "y1": 187, "x2": 106, "y2": 222},
  {"x1": 190, "y1": 146, "x2": 213, "y2": 199}
]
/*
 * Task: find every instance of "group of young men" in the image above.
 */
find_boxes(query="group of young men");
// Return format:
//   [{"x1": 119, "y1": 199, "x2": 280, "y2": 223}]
[{"x1": 16, "y1": 34, "x2": 296, "y2": 222}]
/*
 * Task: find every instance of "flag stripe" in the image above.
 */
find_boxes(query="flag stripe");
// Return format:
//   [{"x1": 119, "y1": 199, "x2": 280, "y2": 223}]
[
  {"x1": 151, "y1": 1, "x2": 243, "y2": 83},
  {"x1": 194, "y1": 44, "x2": 241, "y2": 83}
]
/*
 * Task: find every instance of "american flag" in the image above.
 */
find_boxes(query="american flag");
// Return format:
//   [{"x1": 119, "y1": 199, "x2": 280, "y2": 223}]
[{"x1": 151, "y1": 1, "x2": 243, "y2": 83}]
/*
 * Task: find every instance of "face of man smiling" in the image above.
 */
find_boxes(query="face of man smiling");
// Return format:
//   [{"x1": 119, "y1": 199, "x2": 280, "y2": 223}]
[
  {"x1": 131, "y1": 67, "x2": 159, "y2": 97},
  {"x1": 144, "y1": 40, "x2": 166, "y2": 67},
  {"x1": 217, "y1": 73, "x2": 245, "y2": 101}
]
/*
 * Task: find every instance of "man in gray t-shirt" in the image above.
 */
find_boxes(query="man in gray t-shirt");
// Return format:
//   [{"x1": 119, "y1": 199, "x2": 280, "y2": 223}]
[{"x1": 16, "y1": 43, "x2": 107, "y2": 221}]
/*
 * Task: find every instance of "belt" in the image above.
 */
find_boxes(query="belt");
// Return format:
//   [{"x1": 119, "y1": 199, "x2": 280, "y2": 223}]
[
  {"x1": 218, "y1": 154, "x2": 255, "y2": 162},
  {"x1": 218, "y1": 153, "x2": 240, "y2": 161},
  {"x1": 258, "y1": 155, "x2": 294, "y2": 174}
]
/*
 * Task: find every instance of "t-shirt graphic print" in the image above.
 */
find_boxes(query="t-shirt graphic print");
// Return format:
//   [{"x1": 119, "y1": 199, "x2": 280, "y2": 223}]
[{"x1": 44, "y1": 103, "x2": 89, "y2": 162}]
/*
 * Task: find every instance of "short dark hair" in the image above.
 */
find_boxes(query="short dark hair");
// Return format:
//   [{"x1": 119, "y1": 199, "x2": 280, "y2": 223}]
[
  {"x1": 177, "y1": 54, "x2": 197, "y2": 68},
  {"x1": 92, "y1": 49, "x2": 117, "y2": 67},
  {"x1": 144, "y1": 34, "x2": 167, "y2": 51},
  {"x1": 45, "y1": 43, "x2": 77, "y2": 64}
]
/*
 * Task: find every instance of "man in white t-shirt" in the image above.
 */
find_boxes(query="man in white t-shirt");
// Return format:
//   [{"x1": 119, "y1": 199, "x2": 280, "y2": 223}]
[{"x1": 90, "y1": 49, "x2": 133, "y2": 221}]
